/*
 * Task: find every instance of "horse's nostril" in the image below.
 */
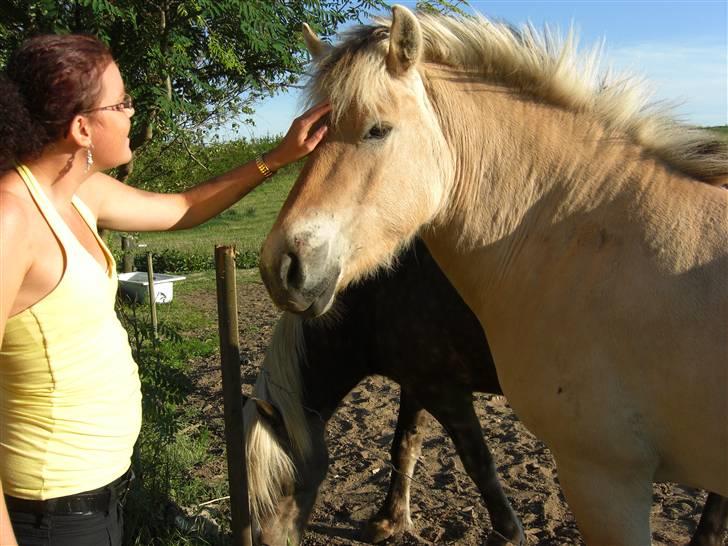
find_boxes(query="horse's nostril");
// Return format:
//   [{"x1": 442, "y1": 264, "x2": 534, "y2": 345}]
[
  {"x1": 279, "y1": 253, "x2": 292, "y2": 289},
  {"x1": 282, "y1": 251, "x2": 304, "y2": 291}
]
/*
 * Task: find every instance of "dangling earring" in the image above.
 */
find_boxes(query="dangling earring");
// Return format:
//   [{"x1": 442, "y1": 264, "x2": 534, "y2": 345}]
[{"x1": 85, "y1": 145, "x2": 94, "y2": 173}]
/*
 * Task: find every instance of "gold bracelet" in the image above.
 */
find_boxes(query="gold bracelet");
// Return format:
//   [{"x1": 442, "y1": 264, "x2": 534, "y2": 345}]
[{"x1": 255, "y1": 154, "x2": 275, "y2": 179}]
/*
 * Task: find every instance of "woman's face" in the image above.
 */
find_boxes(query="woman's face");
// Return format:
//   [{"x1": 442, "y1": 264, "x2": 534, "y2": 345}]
[{"x1": 86, "y1": 62, "x2": 134, "y2": 170}]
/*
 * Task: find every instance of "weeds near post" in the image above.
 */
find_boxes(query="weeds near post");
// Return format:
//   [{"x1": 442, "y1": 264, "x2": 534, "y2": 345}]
[
  {"x1": 118, "y1": 297, "x2": 188, "y2": 439},
  {"x1": 116, "y1": 296, "x2": 225, "y2": 545}
]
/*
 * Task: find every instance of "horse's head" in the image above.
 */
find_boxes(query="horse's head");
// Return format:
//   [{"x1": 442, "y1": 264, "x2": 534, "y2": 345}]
[
  {"x1": 261, "y1": 5, "x2": 453, "y2": 316},
  {"x1": 245, "y1": 397, "x2": 328, "y2": 546},
  {"x1": 244, "y1": 314, "x2": 329, "y2": 545}
]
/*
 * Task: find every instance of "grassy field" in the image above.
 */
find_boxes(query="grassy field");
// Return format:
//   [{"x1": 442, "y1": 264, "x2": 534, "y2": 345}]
[{"x1": 120, "y1": 169, "x2": 297, "y2": 259}]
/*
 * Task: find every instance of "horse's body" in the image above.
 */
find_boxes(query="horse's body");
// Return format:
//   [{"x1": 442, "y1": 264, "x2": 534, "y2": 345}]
[
  {"x1": 259, "y1": 7, "x2": 728, "y2": 545},
  {"x1": 244, "y1": 240, "x2": 524, "y2": 545},
  {"x1": 246, "y1": 241, "x2": 727, "y2": 546}
]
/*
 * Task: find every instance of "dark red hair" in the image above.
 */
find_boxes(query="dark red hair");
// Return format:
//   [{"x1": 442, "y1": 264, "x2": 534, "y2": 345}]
[{"x1": 0, "y1": 34, "x2": 113, "y2": 170}]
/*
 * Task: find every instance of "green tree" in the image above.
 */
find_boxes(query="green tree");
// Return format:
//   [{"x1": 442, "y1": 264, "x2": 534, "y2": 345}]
[
  {"x1": 416, "y1": 0, "x2": 469, "y2": 16},
  {"x1": 0, "y1": 1, "x2": 468, "y2": 179},
  {"x1": 1, "y1": 2, "x2": 381, "y2": 152}
]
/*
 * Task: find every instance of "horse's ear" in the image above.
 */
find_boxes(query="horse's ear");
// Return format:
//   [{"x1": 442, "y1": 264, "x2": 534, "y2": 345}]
[
  {"x1": 387, "y1": 5, "x2": 423, "y2": 76},
  {"x1": 255, "y1": 398, "x2": 286, "y2": 439},
  {"x1": 302, "y1": 23, "x2": 331, "y2": 60}
]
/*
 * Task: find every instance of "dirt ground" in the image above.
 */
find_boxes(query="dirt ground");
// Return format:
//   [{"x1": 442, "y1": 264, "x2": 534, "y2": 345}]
[{"x1": 188, "y1": 279, "x2": 720, "y2": 546}]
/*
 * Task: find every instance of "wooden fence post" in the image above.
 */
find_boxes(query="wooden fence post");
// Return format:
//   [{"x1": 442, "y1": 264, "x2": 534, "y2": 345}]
[
  {"x1": 145, "y1": 253, "x2": 158, "y2": 343},
  {"x1": 121, "y1": 235, "x2": 134, "y2": 273},
  {"x1": 214, "y1": 246, "x2": 253, "y2": 546}
]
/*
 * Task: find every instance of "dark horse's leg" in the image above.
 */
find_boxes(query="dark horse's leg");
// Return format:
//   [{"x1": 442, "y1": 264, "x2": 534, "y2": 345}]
[
  {"x1": 426, "y1": 393, "x2": 525, "y2": 546},
  {"x1": 361, "y1": 388, "x2": 428, "y2": 543},
  {"x1": 689, "y1": 492, "x2": 728, "y2": 546}
]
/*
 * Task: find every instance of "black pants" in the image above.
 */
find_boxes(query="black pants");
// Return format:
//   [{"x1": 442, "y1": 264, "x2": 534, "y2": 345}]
[
  {"x1": 6, "y1": 471, "x2": 130, "y2": 546},
  {"x1": 8, "y1": 502, "x2": 123, "y2": 546}
]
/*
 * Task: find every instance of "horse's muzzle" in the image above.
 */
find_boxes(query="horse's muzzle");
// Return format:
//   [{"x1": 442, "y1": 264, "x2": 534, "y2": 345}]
[{"x1": 260, "y1": 236, "x2": 340, "y2": 317}]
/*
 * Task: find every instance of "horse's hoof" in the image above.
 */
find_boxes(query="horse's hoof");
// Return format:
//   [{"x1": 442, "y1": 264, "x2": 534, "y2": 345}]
[
  {"x1": 360, "y1": 517, "x2": 407, "y2": 544},
  {"x1": 485, "y1": 529, "x2": 526, "y2": 546}
]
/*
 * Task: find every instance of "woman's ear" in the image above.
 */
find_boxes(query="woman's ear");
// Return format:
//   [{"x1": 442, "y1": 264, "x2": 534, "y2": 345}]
[{"x1": 66, "y1": 114, "x2": 93, "y2": 149}]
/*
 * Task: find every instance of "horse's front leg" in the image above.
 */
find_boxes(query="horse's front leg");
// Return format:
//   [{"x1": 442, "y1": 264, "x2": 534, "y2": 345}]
[
  {"x1": 689, "y1": 492, "x2": 728, "y2": 546},
  {"x1": 361, "y1": 388, "x2": 428, "y2": 543},
  {"x1": 555, "y1": 453, "x2": 654, "y2": 546},
  {"x1": 427, "y1": 394, "x2": 525, "y2": 546}
]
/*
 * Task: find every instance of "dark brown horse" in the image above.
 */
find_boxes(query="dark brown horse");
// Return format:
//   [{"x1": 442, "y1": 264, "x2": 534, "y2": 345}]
[{"x1": 244, "y1": 240, "x2": 727, "y2": 546}]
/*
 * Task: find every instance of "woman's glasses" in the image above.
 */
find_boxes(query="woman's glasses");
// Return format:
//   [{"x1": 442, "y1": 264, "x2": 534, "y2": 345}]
[{"x1": 82, "y1": 94, "x2": 134, "y2": 114}]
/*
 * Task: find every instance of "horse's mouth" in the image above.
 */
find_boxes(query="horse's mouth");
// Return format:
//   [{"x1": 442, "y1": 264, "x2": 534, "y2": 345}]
[{"x1": 298, "y1": 276, "x2": 338, "y2": 318}]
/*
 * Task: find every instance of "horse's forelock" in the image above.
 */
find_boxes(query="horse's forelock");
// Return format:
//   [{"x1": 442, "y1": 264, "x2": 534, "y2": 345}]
[
  {"x1": 257, "y1": 314, "x2": 312, "y2": 459},
  {"x1": 245, "y1": 406, "x2": 297, "y2": 525},
  {"x1": 305, "y1": 23, "x2": 394, "y2": 127}
]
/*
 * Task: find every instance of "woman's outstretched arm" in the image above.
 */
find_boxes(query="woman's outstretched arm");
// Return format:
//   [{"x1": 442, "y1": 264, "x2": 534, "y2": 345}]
[{"x1": 86, "y1": 102, "x2": 330, "y2": 233}]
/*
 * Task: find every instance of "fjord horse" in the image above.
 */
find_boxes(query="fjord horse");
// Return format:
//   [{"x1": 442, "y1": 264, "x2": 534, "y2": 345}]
[{"x1": 259, "y1": 7, "x2": 728, "y2": 545}]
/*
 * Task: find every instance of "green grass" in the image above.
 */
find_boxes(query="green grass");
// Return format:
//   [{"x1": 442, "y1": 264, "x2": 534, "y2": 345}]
[{"x1": 133, "y1": 170, "x2": 296, "y2": 257}]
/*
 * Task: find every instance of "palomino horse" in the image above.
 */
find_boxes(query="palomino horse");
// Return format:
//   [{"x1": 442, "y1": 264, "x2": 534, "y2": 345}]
[
  {"x1": 259, "y1": 7, "x2": 728, "y2": 545},
  {"x1": 245, "y1": 240, "x2": 727, "y2": 545}
]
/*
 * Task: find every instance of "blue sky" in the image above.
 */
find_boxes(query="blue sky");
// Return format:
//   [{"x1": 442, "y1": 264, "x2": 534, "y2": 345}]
[{"x1": 229, "y1": 1, "x2": 727, "y2": 139}]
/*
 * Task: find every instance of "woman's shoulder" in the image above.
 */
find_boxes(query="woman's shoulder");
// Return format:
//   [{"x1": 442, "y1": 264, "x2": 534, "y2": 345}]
[
  {"x1": 0, "y1": 169, "x2": 50, "y2": 252},
  {"x1": 0, "y1": 175, "x2": 34, "y2": 256},
  {"x1": 76, "y1": 171, "x2": 119, "y2": 215},
  {"x1": 0, "y1": 170, "x2": 33, "y2": 228}
]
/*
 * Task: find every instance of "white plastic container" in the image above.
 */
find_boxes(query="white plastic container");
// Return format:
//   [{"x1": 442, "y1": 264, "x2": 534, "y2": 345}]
[{"x1": 118, "y1": 272, "x2": 186, "y2": 304}]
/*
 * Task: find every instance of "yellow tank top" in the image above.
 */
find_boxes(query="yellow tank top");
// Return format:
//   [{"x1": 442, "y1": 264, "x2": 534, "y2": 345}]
[{"x1": 0, "y1": 164, "x2": 142, "y2": 500}]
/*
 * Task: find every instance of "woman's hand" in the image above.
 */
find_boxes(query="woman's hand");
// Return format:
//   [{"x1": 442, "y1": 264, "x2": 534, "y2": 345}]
[{"x1": 264, "y1": 101, "x2": 331, "y2": 171}]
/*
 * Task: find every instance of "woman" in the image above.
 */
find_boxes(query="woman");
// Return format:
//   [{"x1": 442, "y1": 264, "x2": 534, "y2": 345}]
[{"x1": 0, "y1": 34, "x2": 329, "y2": 546}]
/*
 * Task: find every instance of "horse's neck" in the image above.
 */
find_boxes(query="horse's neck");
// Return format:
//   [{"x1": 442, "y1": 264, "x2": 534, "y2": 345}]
[
  {"x1": 424, "y1": 68, "x2": 683, "y2": 316},
  {"x1": 302, "y1": 368, "x2": 364, "y2": 421},
  {"x1": 430, "y1": 72, "x2": 621, "y2": 234},
  {"x1": 300, "y1": 318, "x2": 371, "y2": 420}
]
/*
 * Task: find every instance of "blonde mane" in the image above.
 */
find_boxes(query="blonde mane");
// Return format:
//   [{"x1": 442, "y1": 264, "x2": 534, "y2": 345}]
[
  {"x1": 306, "y1": 12, "x2": 726, "y2": 183},
  {"x1": 245, "y1": 312, "x2": 312, "y2": 524}
]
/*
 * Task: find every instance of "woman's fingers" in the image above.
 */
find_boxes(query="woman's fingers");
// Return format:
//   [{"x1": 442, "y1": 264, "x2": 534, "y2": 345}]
[
  {"x1": 266, "y1": 101, "x2": 331, "y2": 170},
  {"x1": 301, "y1": 101, "x2": 332, "y2": 124},
  {"x1": 304, "y1": 124, "x2": 328, "y2": 152},
  {"x1": 297, "y1": 102, "x2": 331, "y2": 134}
]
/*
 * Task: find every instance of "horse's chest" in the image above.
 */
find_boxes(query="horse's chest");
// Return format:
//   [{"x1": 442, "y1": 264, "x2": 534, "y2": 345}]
[{"x1": 486, "y1": 326, "x2": 634, "y2": 453}]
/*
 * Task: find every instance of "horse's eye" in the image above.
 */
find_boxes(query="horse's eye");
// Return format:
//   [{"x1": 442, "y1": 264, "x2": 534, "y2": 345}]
[{"x1": 364, "y1": 124, "x2": 392, "y2": 140}]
